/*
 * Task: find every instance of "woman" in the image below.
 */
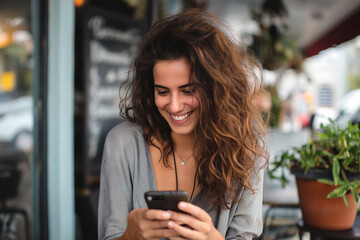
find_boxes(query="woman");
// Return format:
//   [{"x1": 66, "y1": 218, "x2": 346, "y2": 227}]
[{"x1": 98, "y1": 8, "x2": 269, "y2": 240}]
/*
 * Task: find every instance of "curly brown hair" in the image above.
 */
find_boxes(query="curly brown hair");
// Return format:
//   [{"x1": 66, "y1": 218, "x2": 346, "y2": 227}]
[{"x1": 120, "y1": 8, "x2": 269, "y2": 209}]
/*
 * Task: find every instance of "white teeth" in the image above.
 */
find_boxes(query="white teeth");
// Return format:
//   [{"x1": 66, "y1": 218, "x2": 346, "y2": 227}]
[{"x1": 171, "y1": 112, "x2": 192, "y2": 121}]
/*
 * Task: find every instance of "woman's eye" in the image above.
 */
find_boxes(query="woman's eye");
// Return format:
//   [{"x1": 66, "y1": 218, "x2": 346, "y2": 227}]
[
  {"x1": 182, "y1": 89, "x2": 195, "y2": 95},
  {"x1": 156, "y1": 90, "x2": 169, "y2": 95}
]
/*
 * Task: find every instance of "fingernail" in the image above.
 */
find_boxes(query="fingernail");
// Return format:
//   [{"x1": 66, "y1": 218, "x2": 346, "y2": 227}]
[
  {"x1": 168, "y1": 221, "x2": 174, "y2": 228},
  {"x1": 179, "y1": 202, "x2": 187, "y2": 209},
  {"x1": 162, "y1": 212, "x2": 171, "y2": 218}
]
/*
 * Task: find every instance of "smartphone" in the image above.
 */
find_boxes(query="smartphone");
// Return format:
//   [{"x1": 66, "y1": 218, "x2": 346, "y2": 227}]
[{"x1": 144, "y1": 191, "x2": 189, "y2": 213}]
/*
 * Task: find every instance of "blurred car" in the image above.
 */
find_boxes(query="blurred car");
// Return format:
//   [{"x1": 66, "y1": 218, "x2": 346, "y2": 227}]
[
  {"x1": 336, "y1": 89, "x2": 360, "y2": 128},
  {"x1": 0, "y1": 96, "x2": 33, "y2": 153},
  {"x1": 311, "y1": 107, "x2": 337, "y2": 131}
]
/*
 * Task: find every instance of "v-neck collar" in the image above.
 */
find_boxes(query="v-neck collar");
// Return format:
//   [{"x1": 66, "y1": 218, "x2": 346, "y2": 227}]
[{"x1": 143, "y1": 138, "x2": 201, "y2": 203}]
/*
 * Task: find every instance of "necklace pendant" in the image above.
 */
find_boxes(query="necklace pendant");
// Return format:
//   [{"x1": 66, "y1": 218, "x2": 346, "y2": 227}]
[{"x1": 181, "y1": 161, "x2": 185, "y2": 166}]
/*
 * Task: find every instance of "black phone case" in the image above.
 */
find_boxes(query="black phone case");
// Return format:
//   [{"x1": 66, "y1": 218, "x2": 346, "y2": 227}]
[{"x1": 144, "y1": 191, "x2": 189, "y2": 213}]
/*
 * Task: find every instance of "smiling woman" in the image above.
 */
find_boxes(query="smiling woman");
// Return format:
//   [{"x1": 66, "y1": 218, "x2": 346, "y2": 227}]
[
  {"x1": 153, "y1": 59, "x2": 199, "y2": 137},
  {"x1": 98, "y1": 8, "x2": 269, "y2": 240}
]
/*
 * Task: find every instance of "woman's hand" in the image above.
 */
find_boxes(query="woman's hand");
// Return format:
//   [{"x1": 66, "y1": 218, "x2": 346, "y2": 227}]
[
  {"x1": 167, "y1": 202, "x2": 224, "y2": 240},
  {"x1": 120, "y1": 208, "x2": 180, "y2": 240}
]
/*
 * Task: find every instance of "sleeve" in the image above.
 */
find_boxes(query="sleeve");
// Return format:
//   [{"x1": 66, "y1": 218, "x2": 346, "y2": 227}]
[
  {"x1": 97, "y1": 125, "x2": 136, "y2": 240},
  {"x1": 225, "y1": 166, "x2": 265, "y2": 240}
]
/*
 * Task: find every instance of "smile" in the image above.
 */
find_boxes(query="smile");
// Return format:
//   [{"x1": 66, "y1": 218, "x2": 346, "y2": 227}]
[{"x1": 170, "y1": 111, "x2": 193, "y2": 121}]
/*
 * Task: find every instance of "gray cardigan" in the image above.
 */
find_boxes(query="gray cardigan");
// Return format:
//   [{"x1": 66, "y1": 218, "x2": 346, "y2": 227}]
[{"x1": 98, "y1": 121, "x2": 264, "y2": 240}]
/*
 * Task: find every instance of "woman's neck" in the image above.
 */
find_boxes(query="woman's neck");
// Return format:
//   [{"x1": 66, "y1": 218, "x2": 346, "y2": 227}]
[{"x1": 171, "y1": 132, "x2": 195, "y2": 153}]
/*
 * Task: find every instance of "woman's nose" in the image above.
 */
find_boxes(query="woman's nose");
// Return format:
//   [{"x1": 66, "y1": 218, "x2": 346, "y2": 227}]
[{"x1": 169, "y1": 94, "x2": 183, "y2": 113}]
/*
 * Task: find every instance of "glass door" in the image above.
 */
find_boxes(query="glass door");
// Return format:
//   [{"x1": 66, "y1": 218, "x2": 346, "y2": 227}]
[{"x1": 0, "y1": 0, "x2": 44, "y2": 239}]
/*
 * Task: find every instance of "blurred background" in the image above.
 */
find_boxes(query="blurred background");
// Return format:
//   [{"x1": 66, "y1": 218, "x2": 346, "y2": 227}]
[{"x1": 0, "y1": 0, "x2": 359, "y2": 239}]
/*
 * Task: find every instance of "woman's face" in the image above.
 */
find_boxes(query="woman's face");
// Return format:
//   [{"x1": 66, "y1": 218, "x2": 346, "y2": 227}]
[{"x1": 153, "y1": 58, "x2": 199, "y2": 137}]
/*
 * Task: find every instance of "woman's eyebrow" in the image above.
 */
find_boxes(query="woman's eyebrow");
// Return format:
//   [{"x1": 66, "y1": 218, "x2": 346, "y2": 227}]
[
  {"x1": 154, "y1": 84, "x2": 168, "y2": 89},
  {"x1": 154, "y1": 83, "x2": 194, "y2": 89},
  {"x1": 179, "y1": 83, "x2": 193, "y2": 88}
]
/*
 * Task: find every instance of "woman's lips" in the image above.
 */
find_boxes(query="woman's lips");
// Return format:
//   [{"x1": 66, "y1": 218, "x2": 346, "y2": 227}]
[{"x1": 170, "y1": 111, "x2": 194, "y2": 124}]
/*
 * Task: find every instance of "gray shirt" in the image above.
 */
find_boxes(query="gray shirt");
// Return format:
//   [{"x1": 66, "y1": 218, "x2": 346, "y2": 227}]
[{"x1": 98, "y1": 121, "x2": 264, "y2": 240}]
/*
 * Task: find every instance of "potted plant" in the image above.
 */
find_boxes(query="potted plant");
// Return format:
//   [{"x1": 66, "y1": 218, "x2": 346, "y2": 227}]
[{"x1": 268, "y1": 120, "x2": 360, "y2": 230}]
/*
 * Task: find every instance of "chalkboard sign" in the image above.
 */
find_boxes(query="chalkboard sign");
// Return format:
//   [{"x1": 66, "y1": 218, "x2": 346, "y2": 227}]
[{"x1": 77, "y1": 6, "x2": 145, "y2": 177}]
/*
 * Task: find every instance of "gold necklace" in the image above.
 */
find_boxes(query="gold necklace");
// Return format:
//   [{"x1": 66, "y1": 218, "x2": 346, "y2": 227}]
[{"x1": 175, "y1": 151, "x2": 193, "y2": 166}]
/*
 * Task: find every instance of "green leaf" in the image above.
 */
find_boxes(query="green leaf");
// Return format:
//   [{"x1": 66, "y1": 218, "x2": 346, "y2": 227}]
[
  {"x1": 343, "y1": 195, "x2": 350, "y2": 208},
  {"x1": 318, "y1": 179, "x2": 335, "y2": 185},
  {"x1": 333, "y1": 158, "x2": 340, "y2": 185},
  {"x1": 327, "y1": 185, "x2": 348, "y2": 198},
  {"x1": 350, "y1": 187, "x2": 359, "y2": 203}
]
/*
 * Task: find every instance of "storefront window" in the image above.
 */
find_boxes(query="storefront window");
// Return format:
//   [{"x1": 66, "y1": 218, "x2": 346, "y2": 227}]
[{"x1": 0, "y1": 0, "x2": 34, "y2": 239}]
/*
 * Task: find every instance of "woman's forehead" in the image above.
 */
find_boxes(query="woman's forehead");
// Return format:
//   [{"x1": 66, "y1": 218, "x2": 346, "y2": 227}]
[{"x1": 153, "y1": 59, "x2": 191, "y2": 86}]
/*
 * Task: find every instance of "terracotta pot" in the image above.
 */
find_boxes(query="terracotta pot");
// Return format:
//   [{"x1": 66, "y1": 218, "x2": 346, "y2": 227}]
[{"x1": 296, "y1": 176, "x2": 358, "y2": 230}]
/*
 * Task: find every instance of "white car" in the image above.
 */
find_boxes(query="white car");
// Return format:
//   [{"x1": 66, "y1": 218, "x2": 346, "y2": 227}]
[
  {"x1": 311, "y1": 107, "x2": 337, "y2": 131},
  {"x1": 336, "y1": 89, "x2": 360, "y2": 128},
  {"x1": 0, "y1": 96, "x2": 33, "y2": 153}
]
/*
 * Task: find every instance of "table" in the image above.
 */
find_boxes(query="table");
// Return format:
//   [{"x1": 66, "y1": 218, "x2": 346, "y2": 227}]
[{"x1": 297, "y1": 214, "x2": 360, "y2": 240}]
